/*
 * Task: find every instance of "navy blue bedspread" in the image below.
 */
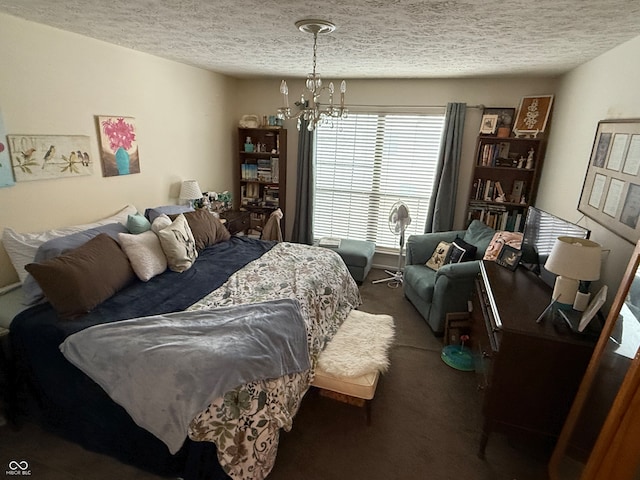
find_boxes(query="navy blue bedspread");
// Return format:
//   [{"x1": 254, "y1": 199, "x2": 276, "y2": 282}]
[{"x1": 10, "y1": 236, "x2": 275, "y2": 478}]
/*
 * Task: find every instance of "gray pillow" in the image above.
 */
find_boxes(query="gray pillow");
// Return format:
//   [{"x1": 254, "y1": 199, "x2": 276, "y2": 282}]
[
  {"x1": 144, "y1": 205, "x2": 194, "y2": 224},
  {"x1": 22, "y1": 223, "x2": 128, "y2": 305}
]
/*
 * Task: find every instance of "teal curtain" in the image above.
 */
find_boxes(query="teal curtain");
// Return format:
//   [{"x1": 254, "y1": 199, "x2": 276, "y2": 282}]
[
  {"x1": 291, "y1": 120, "x2": 314, "y2": 244},
  {"x1": 425, "y1": 102, "x2": 467, "y2": 233}
]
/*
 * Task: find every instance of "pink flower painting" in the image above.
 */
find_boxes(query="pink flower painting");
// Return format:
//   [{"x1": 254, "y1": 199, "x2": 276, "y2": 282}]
[{"x1": 97, "y1": 115, "x2": 140, "y2": 176}]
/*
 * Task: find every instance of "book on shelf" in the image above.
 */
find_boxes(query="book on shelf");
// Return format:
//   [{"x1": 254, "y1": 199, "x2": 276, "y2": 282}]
[
  {"x1": 467, "y1": 204, "x2": 525, "y2": 232},
  {"x1": 257, "y1": 159, "x2": 272, "y2": 182},
  {"x1": 271, "y1": 157, "x2": 279, "y2": 182},
  {"x1": 241, "y1": 163, "x2": 258, "y2": 180}
]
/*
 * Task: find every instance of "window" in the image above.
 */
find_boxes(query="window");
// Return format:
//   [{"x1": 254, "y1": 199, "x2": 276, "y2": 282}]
[{"x1": 314, "y1": 112, "x2": 446, "y2": 249}]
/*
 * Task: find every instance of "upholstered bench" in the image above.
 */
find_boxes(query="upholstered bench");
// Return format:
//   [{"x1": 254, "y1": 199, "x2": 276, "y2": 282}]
[
  {"x1": 311, "y1": 309, "x2": 394, "y2": 425},
  {"x1": 317, "y1": 239, "x2": 375, "y2": 284}
]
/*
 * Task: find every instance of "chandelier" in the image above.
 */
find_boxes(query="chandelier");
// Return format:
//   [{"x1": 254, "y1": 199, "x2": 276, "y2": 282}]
[{"x1": 277, "y1": 19, "x2": 347, "y2": 132}]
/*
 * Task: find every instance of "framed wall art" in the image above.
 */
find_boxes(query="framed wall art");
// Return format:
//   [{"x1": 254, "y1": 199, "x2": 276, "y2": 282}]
[
  {"x1": 0, "y1": 109, "x2": 15, "y2": 187},
  {"x1": 578, "y1": 119, "x2": 640, "y2": 243},
  {"x1": 7, "y1": 134, "x2": 92, "y2": 182},
  {"x1": 96, "y1": 115, "x2": 140, "y2": 177},
  {"x1": 513, "y1": 95, "x2": 554, "y2": 136}
]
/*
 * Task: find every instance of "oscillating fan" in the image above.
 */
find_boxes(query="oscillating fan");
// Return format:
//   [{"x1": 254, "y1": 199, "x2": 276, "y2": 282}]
[{"x1": 373, "y1": 201, "x2": 412, "y2": 287}]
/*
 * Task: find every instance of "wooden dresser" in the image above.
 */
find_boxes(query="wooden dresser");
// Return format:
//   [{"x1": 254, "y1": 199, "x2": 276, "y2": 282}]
[{"x1": 471, "y1": 261, "x2": 596, "y2": 458}]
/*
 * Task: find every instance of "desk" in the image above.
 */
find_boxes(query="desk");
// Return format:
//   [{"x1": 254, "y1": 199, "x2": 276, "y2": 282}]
[{"x1": 471, "y1": 261, "x2": 596, "y2": 458}]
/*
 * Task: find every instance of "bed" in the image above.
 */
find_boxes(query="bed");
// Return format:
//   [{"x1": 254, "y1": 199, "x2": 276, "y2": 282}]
[{"x1": 3, "y1": 207, "x2": 361, "y2": 480}]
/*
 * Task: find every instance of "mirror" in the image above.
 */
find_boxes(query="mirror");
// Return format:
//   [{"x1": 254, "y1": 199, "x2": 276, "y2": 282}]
[{"x1": 549, "y1": 239, "x2": 640, "y2": 479}]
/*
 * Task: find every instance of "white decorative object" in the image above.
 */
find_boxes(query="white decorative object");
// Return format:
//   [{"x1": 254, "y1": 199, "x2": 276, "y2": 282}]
[
  {"x1": 239, "y1": 115, "x2": 259, "y2": 128},
  {"x1": 573, "y1": 291, "x2": 591, "y2": 312}
]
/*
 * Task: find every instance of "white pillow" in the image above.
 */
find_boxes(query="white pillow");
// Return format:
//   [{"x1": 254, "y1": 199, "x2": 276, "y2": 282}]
[
  {"x1": 118, "y1": 231, "x2": 167, "y2": 282},
  {"x1": 2, "y1": 205, "x2": 137, "y2": 284},
  {"x1": 151, "y1": 214, "x2": 172, "y2": 234},
  {"x1": 156, "y1": 214, "x2": 198, "y2": 273}
]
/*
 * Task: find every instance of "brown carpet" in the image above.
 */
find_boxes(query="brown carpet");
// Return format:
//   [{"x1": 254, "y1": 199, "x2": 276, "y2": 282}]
[{"x1": 0, "y1": 268, "x2": 550, "y2": 479}]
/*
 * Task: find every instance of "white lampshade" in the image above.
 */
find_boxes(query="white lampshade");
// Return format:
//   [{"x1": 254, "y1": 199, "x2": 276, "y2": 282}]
[
  {"x1": 179, "y1": 180, "x2": 202, "y2": 201},
  {"x1": 544, "y1": 236, "x2": 601, "y2": 306}
]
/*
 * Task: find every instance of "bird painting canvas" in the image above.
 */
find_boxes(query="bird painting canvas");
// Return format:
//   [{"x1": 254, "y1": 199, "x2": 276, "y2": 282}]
[{"x1": 7, "y1": 134, "x2": 92, "y2": 182}]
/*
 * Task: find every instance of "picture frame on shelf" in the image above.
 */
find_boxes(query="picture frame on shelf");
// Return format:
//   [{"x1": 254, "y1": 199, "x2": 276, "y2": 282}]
[
  {"x1": 495, "y1": 244, "x2": 522, "y2": 271},
  {"x1": 482, "y1": 107, "x2": 516, "y2": 138},
  {"x1": 480, "y1": 114, "x2": 499, "y2": 135},
  {"x1": 578, "y1": 119, "x2": 640, "y2": 243},
  {"x1": 513, "y1": 95, "x2": 554, "y2": 136}
]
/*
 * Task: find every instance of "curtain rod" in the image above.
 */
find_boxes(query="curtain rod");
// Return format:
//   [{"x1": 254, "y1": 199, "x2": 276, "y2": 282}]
[{"x1": 340, "y1": 103, "x2": 485, "y2": 109}]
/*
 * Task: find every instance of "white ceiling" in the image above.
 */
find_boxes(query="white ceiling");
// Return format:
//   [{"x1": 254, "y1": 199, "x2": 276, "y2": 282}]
[{"x1": 1, "y1": 0, "x2": 639, "y2": 79}]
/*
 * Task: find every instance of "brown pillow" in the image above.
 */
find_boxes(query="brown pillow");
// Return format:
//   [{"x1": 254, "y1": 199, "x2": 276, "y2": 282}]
[
  {"x1": 170, "y1": 209, "x2": 230, "y2": 251},
  {"x1": 25, "y1": 233, "x2": 135, "y2": 319}
]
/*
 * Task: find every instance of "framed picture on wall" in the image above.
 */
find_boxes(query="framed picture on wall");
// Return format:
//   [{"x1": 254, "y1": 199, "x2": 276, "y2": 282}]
[{"x1": 578, "y1": 119, "x2": 640, "y2": 243}]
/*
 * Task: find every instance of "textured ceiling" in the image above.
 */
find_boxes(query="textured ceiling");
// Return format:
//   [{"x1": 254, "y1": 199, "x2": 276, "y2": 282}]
[{"x1": 1, "y1": 0, "x2": 639, "y2": 79}]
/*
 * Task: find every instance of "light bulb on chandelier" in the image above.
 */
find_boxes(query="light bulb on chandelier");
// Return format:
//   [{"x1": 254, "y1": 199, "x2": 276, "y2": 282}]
[{"x1": 277, "y1": 19, "x2": 348, "y2": 131}]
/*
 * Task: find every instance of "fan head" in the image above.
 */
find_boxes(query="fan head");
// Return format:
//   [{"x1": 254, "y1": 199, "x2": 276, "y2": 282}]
[{"x1": 388, "y1": 201, "x2": 412, "y2": 235}]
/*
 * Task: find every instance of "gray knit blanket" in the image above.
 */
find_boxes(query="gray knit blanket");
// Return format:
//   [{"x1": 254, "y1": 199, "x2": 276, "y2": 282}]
[{"x1": 60, "y1": 298, "x2": 310, "y2": 453}]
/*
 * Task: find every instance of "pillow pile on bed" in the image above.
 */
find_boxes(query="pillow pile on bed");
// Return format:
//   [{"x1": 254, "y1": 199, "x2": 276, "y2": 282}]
[{"x1": 2, "y1": 204, "x2": 232, "y2": 319}]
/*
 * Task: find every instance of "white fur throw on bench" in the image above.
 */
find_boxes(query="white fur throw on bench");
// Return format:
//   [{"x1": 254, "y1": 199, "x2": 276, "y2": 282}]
[{"x1": 317, "y1": 310, "x2": 395, "y2": 378}]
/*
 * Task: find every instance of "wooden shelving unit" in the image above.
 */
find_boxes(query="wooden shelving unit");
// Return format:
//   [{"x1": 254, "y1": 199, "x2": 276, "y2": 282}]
[
  {"x1": 236, "y1": 127, "x2": 287, "y2": 237},
  {"x1": 466, "y1": 135, "x2": 546, "y2": 231}
]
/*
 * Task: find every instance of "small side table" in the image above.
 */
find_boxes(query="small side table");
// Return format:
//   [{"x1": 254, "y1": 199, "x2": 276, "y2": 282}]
[{"x1": 221, "y1": 210, "x2": 251, "y2": 235}]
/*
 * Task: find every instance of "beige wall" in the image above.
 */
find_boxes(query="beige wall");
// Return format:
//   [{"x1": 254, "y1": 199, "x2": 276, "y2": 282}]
[
  {"x1": 537, "y1": 34, "x2": 640, "y2": 309},
  {"x1": 0, "y1": 13, "x2": 237, "y2": 286}
]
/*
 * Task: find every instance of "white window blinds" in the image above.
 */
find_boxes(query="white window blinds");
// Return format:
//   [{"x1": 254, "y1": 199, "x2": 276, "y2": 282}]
[{"x1": 314, "y1": 112, "x2": 446, "y2": 249}]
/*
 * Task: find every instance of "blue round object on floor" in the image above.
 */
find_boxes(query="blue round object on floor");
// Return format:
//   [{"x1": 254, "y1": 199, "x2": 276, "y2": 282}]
[{"x1": 441, "y1": 344, "x2": 474, "y2": 371}]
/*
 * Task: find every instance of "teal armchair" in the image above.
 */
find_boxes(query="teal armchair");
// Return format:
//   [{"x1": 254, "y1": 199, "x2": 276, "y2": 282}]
[{"x1": 403, "y1": 220, "x2": 496, "y2": 335}]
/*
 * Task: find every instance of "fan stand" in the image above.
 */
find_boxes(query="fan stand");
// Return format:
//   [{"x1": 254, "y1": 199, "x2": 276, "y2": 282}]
[{"x1": 373, "y1": 230, "x2": 406, "y2": 288}]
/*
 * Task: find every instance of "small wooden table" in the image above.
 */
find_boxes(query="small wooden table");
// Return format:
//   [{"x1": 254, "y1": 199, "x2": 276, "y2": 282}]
[{"x1": 220, "y1": 210, "x2": 251, "y2": 235}]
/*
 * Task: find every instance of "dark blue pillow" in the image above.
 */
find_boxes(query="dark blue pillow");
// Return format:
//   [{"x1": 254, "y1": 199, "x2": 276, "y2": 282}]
[
  {"x1": 445, "y1": 236, "x2": 478, "y2": 264},
  {"x1": 22, "y1": 223, "x2": 128, "y2": 305}
]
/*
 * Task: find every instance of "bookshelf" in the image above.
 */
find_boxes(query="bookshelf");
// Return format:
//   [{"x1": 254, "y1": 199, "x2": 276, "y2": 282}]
[
  {"x1": 236, "y1": 127, "x2": 287, "y2": 237},
  {"x1": 466, "y1": 135, "x2": 546, "y2": 231}
]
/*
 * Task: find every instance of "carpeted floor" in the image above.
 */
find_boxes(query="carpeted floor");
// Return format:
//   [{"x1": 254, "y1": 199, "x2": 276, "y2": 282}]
[{"x1": 0, "y1": 268, "x2": 550, "y2": 479}]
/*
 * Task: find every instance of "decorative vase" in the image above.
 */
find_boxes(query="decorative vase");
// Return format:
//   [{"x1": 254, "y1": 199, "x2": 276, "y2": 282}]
[{"x1": 115, "y1": 146, "x2": 130, "y2": 175}]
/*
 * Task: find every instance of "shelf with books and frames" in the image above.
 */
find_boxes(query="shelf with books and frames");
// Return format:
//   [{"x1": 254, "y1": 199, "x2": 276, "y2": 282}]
[
  {"x1": 466, "y1": 135, "x2": 547, "y2": 232},
  {"x1": 237, "y1": 127, "x2": 287, "y2": 238}
]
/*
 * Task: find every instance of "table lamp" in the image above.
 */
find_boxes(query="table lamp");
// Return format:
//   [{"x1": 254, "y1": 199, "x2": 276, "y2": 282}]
[
  {"x1": 179, "y1": 180, "x2": 202, "y2": 208},
  {"x1": 544, "y1": 236, "x2": 601, "y2": 309}
]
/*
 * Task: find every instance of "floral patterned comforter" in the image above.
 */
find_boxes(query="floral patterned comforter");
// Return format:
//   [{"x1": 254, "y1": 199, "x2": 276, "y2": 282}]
[{"x1": 186, "y1": 242, "x2": 361, "y2": 480}]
